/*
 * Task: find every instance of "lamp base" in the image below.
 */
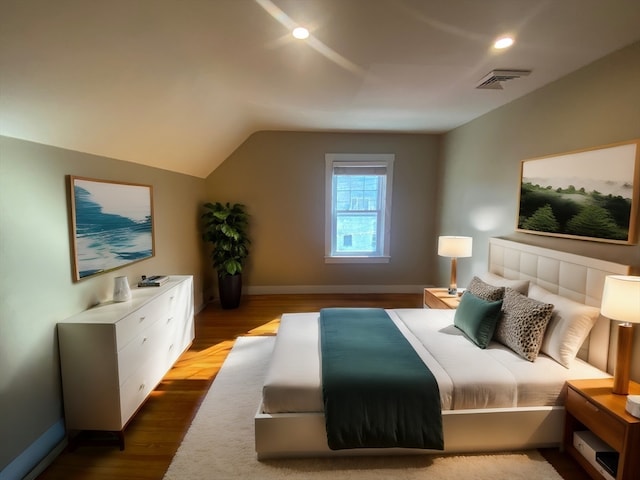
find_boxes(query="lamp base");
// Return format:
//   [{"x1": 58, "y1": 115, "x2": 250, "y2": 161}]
[
  {"x1": 448, "y1": 257, "x2": 458, "y2": 297},
  {"x1": 613, "y1": 322, "x2": 634, "y2": 395}
]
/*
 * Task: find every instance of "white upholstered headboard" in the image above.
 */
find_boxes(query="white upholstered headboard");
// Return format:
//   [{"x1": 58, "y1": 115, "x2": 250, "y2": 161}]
[{"x1": 488, "y1": 238, "x2": 631, "y2": 372}]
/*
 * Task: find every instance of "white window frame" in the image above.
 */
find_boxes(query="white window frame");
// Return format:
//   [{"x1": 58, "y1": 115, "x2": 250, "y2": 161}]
[{"x1": 324, "y1": 153, "x2": 394, "y2": 264}]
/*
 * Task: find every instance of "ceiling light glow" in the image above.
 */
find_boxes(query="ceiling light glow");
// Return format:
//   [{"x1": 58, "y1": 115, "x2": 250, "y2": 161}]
[
  {"x1": 494, "y1": 36, "x2": 514, "y2": 49},
  {"x1": 292, "y1": 27, "x2": 309, "y2": 39}
]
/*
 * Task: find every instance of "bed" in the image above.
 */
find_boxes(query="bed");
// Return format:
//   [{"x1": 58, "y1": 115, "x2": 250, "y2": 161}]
[{"x1": 254, "y1": 238, "x2": 631, "y2": 459}]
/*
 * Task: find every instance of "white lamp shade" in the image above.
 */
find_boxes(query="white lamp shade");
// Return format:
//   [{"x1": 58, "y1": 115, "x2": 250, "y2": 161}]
[
  {"x1": 438, "y1": 236, "x2": 473, "y2": 258},
  {"x1": 601, "y1": 275, "x2": 640, "y2": 323}
]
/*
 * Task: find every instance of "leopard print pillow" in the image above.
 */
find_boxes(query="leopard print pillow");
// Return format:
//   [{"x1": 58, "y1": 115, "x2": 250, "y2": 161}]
[
  {"x1": 494, "y1": 287, "x2": 554, "y2": 362},
  {"x1": 467, "y1": 276, "x2": 505, "y2": 301}
]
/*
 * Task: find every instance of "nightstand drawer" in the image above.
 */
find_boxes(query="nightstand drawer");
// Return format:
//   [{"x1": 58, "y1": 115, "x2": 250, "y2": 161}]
[
  {"x1": 423, "y1": 288, "x2": 460, "y2": 309},
  {"x1": 567, "y1": 387, "x2": 625, "y2": 451}
]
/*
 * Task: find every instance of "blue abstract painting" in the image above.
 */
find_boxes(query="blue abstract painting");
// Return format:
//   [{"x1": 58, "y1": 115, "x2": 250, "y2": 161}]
[{"x1": 70, "y1": 177, "x2": 154, "y2": 280}]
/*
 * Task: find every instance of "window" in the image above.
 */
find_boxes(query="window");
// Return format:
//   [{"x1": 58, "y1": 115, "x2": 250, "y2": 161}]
[{"x1": 325, "y1": 154, "x2": 394, "y2": 263}]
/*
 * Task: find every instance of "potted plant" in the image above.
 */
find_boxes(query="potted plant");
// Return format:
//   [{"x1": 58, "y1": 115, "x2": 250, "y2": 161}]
[{"x1": 202, "y1": 202, "x2": 250, "y2": 309}]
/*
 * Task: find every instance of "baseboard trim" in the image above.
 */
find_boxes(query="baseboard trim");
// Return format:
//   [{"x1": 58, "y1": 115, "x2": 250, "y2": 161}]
[
  {"x1": 245, "y1": 285, "x2": 427, "y2": 295},
  {"x1": 0, "y1": 419, "x2": 66, "y2": 480},
  {"x1": 23, "y1": 438, "x2": 67, "y2": 480}
]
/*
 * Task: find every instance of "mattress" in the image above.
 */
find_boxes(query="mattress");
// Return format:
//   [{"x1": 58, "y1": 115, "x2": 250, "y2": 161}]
[{"x1": 261, "y1": 308, "x2": 609, "y2": 414}]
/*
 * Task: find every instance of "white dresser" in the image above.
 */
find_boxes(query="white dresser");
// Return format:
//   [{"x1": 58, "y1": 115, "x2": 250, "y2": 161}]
[{"x1": 58, "y1": 275, "x2": 195, "y2": 447}]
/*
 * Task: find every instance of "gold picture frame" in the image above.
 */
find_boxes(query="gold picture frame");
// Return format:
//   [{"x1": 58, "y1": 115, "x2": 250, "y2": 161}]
[{"x1": 69, "y1": 176, "x2": 155, "y2": 281}]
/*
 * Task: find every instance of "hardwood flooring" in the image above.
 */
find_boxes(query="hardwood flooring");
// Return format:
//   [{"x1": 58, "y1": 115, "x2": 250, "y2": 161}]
[{"x1": 38, "y1": 293, "x2": 589, "y2": 480}]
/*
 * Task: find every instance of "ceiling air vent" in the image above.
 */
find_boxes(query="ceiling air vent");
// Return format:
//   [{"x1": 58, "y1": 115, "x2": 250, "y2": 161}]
[{"x1": 476, "y1": 69, "x2": 531, "y2": 90}]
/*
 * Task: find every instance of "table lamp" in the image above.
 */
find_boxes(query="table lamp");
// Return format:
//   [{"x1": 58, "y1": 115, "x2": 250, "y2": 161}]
[
  {"x1": 600, "y1": 275, "x2": 640, "y2": 395},
  {"x1": 438, "y1": 236, "x2": 473, "y2": 296}
]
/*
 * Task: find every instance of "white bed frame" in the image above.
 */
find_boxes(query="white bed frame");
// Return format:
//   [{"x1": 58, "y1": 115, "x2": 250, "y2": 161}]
[{"x1": 254, "y1": 238, "x2": 630, "y2": 459}]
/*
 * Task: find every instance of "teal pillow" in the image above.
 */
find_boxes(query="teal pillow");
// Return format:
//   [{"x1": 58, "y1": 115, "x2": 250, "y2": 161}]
[{"x1": 454, "y1": 291, "x2": 503, "y2": 349}]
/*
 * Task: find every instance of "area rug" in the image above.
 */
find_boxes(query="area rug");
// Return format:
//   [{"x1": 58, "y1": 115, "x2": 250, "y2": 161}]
[{"x1": 163, "y1": 336, "x2": 563, "y2": 480}]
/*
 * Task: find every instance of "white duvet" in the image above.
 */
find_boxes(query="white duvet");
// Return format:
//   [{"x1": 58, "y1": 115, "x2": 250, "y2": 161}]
[{"x1": 261, "y1": 309, "x2": 609, "y2": 414}]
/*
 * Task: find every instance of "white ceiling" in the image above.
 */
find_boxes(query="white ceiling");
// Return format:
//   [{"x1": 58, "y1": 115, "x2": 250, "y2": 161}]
[{"x1": 2, "y1": 0, "x2": 640, "y2": 178}]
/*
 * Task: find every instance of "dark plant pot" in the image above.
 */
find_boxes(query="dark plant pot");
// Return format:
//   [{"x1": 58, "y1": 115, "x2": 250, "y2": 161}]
[{"x1": 218, "y1": 273, "x2": 242, "y2": 309}]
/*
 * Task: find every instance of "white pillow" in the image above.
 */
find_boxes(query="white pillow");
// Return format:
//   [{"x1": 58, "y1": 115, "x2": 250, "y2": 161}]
[
  {"x1": 480, "y1": 272, "x2": 530, "y2": 295},
  {"x1": 528, "y1": 284, "x2": 600, "y2": 368}
]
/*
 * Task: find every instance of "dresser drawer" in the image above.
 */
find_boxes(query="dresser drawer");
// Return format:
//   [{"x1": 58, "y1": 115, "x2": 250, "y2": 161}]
[
  {"x1": 115, "y1": 288, "x2": 174, "y2": 347},
  {"x1": 117, "y1": 314, "x2": 168, "y2": 384},
  {"x1": 566, "y1": 387, "x2": 625, "y2": 451},
  {"x1": 119, "y1": 347, "x2": 177, "y2": 425},
  {"x1": 119, "y1": 366, "x2": 154, "y2": 427}
]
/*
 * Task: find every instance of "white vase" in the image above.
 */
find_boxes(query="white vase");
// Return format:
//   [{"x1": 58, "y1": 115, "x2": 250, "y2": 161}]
[{"x1": 113, "y1": 276, "x2": 132, "y2": 302}]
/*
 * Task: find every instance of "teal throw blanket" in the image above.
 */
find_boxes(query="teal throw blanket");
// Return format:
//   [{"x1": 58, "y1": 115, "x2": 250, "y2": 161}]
[{"x1": 319, "y1": 308, "x2": 444, "y2": 450}]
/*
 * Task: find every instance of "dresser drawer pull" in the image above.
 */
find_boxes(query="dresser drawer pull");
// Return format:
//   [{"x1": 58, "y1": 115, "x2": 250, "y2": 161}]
[
  {"x1": 167, "y1": 317, "x2": 173, "y2": 324},
  {"x1": 142, "y1": 337, "x2": 147, "y2": 344},
  {"x1": 584, "y1": 401, "x2": 599, "y2": 413},
  {"x1": 139, "y1": 316, "x2": 146, "y2": 323},
  {"x1": 139, "y1": 383, "x2": 145, "y2": 391}
]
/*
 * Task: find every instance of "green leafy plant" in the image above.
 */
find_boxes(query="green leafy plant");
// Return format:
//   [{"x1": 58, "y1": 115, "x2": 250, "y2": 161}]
[{"x1": 202, "y1": 202, "x2": 250, "y2": 277}]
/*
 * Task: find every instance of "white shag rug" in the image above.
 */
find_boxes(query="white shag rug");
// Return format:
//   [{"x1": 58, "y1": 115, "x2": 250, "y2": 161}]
[{"x1": 163, "y1": 336, "x2": 563, "y2": 480}]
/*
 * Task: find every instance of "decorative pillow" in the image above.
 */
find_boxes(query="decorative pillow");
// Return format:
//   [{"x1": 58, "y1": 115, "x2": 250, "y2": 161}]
[
  {"x1": 494, "y1": 287, "x2": 554, "y2": 362},
  {"x1": 528, "y1": 284, "x2": 600, "y2": 368},
  {"x1": 480, "y1": 272, "x2": 530, "y2": 296},
  {"x1": 467, "y1": 276, "x2": 505, "y2": 302},
  {"x1": 454, "y1": 291, "x2": 503, "y2": 348}
]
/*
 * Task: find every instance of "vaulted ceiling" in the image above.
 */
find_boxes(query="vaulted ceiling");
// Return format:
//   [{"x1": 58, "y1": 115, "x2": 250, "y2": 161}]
[{"x1": 2, "y1": 0, "x2": 640, "y2": 178}]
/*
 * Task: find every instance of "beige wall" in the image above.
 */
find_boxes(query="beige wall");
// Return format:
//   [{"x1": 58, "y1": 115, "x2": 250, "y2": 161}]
[
  {"x1": 0, "y1": 136, "x2": 206, "y2": 474},
  {"x1": 439, "y1": 41, "x2": 640, "y2": 287},
  {"x1": 439, "y1": 41, "x2": 640, "y2": 380},
  {"x1": 204, "y1": 131, "x2": 441, "y2": 294},
  {"x1": 3, "y1": 38, "x2": 639, "y2": 480}
]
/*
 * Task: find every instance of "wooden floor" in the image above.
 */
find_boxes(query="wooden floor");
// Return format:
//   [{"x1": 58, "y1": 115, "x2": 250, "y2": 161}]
[{"x1": 38, "y1": 293, "x2": 589, "y2": 480}]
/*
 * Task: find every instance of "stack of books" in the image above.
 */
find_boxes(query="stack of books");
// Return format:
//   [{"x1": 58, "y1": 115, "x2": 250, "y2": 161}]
[{"x1": 138, "y1": 275, "x2": 169, "y2": 287}]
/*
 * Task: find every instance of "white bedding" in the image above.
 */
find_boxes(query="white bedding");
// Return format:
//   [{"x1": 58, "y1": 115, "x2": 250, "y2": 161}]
[{"x1": 261, "y1": 308, "x2": 610, "y2": 414}]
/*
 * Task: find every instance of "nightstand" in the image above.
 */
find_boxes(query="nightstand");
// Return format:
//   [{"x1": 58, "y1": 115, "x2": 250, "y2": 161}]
[
  {"x1": 564, "y1": 378, "x2": 640, "y2": 480},
  {"x1": 423, "y1": 288, "x2": 460, "y2": 309}
]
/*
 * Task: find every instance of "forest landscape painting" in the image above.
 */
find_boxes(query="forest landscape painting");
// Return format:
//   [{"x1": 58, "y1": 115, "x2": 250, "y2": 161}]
[
  {"x1": 517, "y1": 141, "x2": 639, "y2": 244},
  {"x1": 70, "y1": 177, "x2": 154, "y2": 280}
]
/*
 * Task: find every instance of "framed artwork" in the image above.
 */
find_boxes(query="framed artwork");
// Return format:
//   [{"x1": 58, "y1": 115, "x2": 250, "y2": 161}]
[
  {"x1": 517, "y1": 140, "x2": 639, "y2": 244},
  {"x1": 69, "y1": 176, "x2": 155, "y2": 281}
]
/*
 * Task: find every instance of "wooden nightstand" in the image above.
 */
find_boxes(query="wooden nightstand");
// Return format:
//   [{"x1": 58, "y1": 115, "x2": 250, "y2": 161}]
[
  {"x1": 564, "y1": 378, "x2": 640, "y2": 480},
  {"x1": 423, "y1": 288, "x2": 460, "y2": 309}
]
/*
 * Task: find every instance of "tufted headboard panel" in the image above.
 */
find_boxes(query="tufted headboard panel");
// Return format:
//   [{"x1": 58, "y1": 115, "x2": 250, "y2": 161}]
[{"x1": 488, "y1": 238, "x2": 631, "y2": 372}]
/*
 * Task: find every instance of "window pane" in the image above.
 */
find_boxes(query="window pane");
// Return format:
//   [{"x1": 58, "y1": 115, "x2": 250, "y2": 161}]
[
  {"x1": 363, "y1": 190, "x2": 378, "y2": 210},
  {"x1": 335, "y1": 175, "x2": 380, "y2": 212},
  {"x1": 363, "y1": 176, "x2": 379, "y2": 189},
  {"x1": 349, "y1": 176, "x2": 365, "y2": 191},
  {"x1": 335, "y1": 213, "x2": 377, "y2": 253},
  {"x1": 336, "y1": 190, "x2": 350, "y2": 210},
  {"x1": 336, "y1": 176, "x2": 351, "y2": 190}
]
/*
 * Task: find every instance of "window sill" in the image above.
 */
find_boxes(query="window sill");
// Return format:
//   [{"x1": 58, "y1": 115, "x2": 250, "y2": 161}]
[{"x1": 324, "y1": 256, "x2": 390, "y2": 264}]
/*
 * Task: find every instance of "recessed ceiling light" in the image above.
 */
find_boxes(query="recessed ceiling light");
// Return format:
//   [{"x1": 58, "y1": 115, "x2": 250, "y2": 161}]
[
  {"x1": 292, "y1": 27, "x2": 309, "y2": 40},
  {"x1": 494, "y1": 36, "x2": 514, "y2": 49}
]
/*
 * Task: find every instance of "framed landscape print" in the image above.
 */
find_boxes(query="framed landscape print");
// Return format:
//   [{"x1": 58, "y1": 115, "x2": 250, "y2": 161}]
[
  {"x1": 69, "y1": 176, "x2": 155, "y2": 281},
  {"x1": 517, "y1": 140, "x2": 639, "y2": 244}
]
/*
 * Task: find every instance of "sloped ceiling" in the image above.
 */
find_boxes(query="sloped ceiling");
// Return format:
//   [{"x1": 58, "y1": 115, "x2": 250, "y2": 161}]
[{"x1": 1, "y1": 0, "x2": 640, "y2": 178}]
